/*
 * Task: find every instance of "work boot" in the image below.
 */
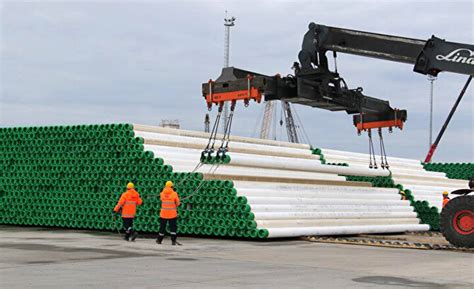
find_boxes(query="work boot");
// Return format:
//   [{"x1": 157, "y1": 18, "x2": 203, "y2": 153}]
[
  {"x1": 130, "y1": 231, "x2": 138, "y2": 242},
  {"x1": 124, "y1": 229, "x2": 132, "y2": 241},
  {"x1": 171, "y1": 234, "x2": 177, "y2": 246},
  {"x1": 156, "y1": 234, "x2": 164, "y2": 244}
]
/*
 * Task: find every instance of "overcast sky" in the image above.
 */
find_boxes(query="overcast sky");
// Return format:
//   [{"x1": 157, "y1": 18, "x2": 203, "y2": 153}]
[{"x1": 1, "y1": 0, "x2": 473, "y2": 162}]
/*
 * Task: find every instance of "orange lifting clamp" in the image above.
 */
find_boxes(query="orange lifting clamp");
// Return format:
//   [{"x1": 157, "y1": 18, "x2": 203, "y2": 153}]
[
  {"x1": 353, "y1": 109, "x2": 407, "y2": 169},
  {"x1": 200, "y1": 68, "x2": 270, "y2": 164},
  {"x1": 353, "y1": 109, "x2": 407, "y2": 134},
  {"x1": 205, "y1": 74, "x2": 263, "y2": 110}
]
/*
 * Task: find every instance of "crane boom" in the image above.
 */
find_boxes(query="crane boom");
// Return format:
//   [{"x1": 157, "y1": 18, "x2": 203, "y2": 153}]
[
  {"x1": 310, "y1": 24, "x2": 474, "y2": 76},
  {"x1": 260, "y1": 101, "x2": 275, "y2": 140}
]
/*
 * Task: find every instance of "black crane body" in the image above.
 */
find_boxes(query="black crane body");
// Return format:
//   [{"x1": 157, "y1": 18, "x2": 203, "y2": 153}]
[{"x1": 202, "y1": 22, "x2": 474, "y2": 162}]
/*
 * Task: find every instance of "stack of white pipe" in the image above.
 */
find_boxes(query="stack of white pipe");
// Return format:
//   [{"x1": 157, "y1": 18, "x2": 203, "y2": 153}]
[
  {"x1": 320, "y1": 148, "x2": 469, "y2": 210},
  {"x1": 134, "y1": 124, "x2": 429, "y2": 237},
  {"x1": 234, "y1": 181, "x2": 427, "y2": 237}
]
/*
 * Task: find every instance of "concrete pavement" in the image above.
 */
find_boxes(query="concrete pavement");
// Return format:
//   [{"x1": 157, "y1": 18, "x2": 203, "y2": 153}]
[{"x1": 0, "y1": 226, "x2": 473, "y2": 289}]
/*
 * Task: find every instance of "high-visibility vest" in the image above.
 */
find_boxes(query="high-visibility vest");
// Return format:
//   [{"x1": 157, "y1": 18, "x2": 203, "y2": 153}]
[
  {"x1": 114, "y1": 189, "x2": 143, "y2": 218},
  {"x1": 160, "y1": 187, "x2": 180, "y2": 219},
  {"x1": 399, "y1": 191, "x2": 407, "y2": 200},
  {"x1": 442, "y1": 197, "x2": 450, "y2": 208}
]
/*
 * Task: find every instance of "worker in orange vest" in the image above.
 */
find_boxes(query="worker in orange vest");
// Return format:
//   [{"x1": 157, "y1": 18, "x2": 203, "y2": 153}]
[
  {"x1": 156, "y1": 180, "x2": 181, "y2": 245},
  {"x1": 399, "y1": 190, "x2": 407, "y2": 200},
  {"x1": 113, "y1": 182, "x2": 143, "y2": 241},
  {"x1": 442, "y1": 191, "x2": 450, "y2": 208}
]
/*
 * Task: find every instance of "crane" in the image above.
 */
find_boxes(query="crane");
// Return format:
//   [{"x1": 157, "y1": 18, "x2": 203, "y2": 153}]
[
  {"x1": 260, "y1": 100, "x2": 300, "y2": 143},
  {"x1": 281, "y1": 101, "x2": 299, "y2": 144},
  {"x1": 259, "y1": 101, "x2": 275, "y2": 140},
  {"x1": 201, "y1": 22, "x2": 473, "y2": 165}
]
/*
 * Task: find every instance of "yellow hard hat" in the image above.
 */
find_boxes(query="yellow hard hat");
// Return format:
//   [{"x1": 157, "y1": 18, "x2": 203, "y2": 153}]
[
  {"x1": 442, "y1": 191, "x2": 449, "y2": 195},
  {"x1": 127, "y1": 182, "x2": 134, "y2": 189},
  {"x1": 165, "y1": 181, "x2": 173, "y2": 188}
]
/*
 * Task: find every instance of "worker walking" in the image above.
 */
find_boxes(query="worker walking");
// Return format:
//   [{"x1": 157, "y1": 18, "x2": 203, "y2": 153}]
[
  {"x1": 157, "y1": 181, "x2": 181, "y2": 245},
  {"x1": 442, "y1": 191, "x2": 450, "y2": 208},
  {"x1": 113, "y1": 182, "x2": 143, "y2": 241}
]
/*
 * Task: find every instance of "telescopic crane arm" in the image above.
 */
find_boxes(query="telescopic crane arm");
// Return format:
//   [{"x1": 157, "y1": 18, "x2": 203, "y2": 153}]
[{"x1": 308, "y1": 23, "x2": 474, "y2": 76}]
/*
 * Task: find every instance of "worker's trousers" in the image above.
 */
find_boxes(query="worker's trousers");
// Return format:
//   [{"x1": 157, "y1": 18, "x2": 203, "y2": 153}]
[
  {"x1": 158, "y1": 217, "x2": 177, "y2": 242},
  {"x1": 122, "y1": 217, "x2": 135, "y2": 239}
]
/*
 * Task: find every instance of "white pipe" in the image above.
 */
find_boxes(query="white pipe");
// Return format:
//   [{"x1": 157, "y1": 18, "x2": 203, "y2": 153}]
[
  {"x1": 256, "y1": 218, "x2": 421, "y2": 228},
  {"x1": 394, "y1": 179, "x2": 467, "y2": 188},
  {"x1": 396, "y1": 170, "x2": 446, "y2": 178},
  {"x1": 411, "y1": 189, "x2": 454, "y2": 195},
  {"x1": 170, "y1": 161, "x2": 346, "y2": 181},
  {"x1": 392, "y1": 174, "x2": 465, "y2": 184},
  {"x1": 321, "y1": 158, "x2": 424, "y2": 172},
  {"x1": 241, "y1": 188, "x2": 400, "y2": 200},
  {"x1": 134, "y1": 124, "x2": 311, "y2": 149},
  {"x1": 245, "y1": 196, "x2": 410, "y2": 206},
  {"x1": 144, "y1": 144, "x2": 323, "y2": 163},
  {"x1": 227, "y1": 154, "x2": 389, "y2": 177},
  {"x1": 253, "y1": 211, "x2": 418, "y2": 220},
  {"x1": 236, "y1": 188, "x2": 401, "y2": 199},
  {"x1": 412, "y1": 195, "x2": 443, "y2": 201},
  {"x1": 410, "y1": 191, "x2": 448, "y2": 197},
  {"x1": 392, "y1": 177, "x2": 467, "y2": 188},
  {"x1": 391, "y1": 173, "x2": 455, "y2": 183},
  {"x1": 320, "y1": 149, "x2": 423, "y2": 164},
  {"x1": 389, "y1": 167, "x2": 447, "y2": 176},
  {"x1": 408, "y1": 192, "x2": 445, "y2": 200},
  {"x1": 233, "y1": 181, "x2": 396, "y2": 193},
  {"x1": 391, "y1": 171, "x2": 448, "y2": 178},
  {"x1": 321, "y1": 153, "x2": 423, "y2": 167},
  {"x1": 145, "y1": 144, "x2": 203, "y2": 157},
  {"x1": 249, "y1": 204, "x2": 414, "y2": 213},
  {"x1": 402, "y1": 184, "x2": 467, "y2": 192},
  {"x1": 266, "y1": 224, "x2": 429, "y2": 238},
  {"x1": 136, "y1": 131, "x2": 313, "y2": 158}
]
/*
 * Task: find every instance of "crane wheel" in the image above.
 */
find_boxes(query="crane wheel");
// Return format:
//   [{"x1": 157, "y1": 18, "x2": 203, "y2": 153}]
[{"x1": 440, "y1": 195, "x2": 474, "y2": 248}]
